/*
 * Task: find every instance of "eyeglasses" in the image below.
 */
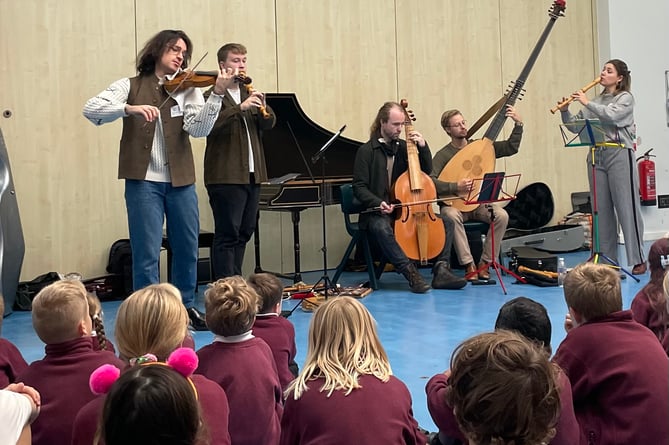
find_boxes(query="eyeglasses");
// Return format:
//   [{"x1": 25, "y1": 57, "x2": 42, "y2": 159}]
[
  {"x1": 447, "y1": 120, "x2": 467, "y2": 128},
  {"x1": 166, "y1": 45, "x2": 188, "y2": 58}
]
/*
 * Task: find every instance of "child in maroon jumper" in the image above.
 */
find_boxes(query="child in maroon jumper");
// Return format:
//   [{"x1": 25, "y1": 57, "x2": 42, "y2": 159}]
[
  {"x1": 248, "y1": 272, "x2": 298, "y2": 389},
  {"x1": 630, "y1": 236, "x2": 669, "y2": 354},
  {"x1": 554, "y1": 263, "x2": 669, "y2": 444},
  {"x1": 281, "y1": 296, "x2": 427, "y2": 445},
  {"x1": 16, "y1": 280, "x2": 123, "y2": 445},
  {"x1": 426, "y1": 297, "x2": 579, "y2": 445},
  {"x1": 446, "y1": 330, "x2": 561, "y2": 445},
  {"x1": 197, "y1": 276, "x2": 282, "y2": 445},
  {"x1": 86, "y1": 292, "x2": 116, "y2": 353},
  {"x1": 72, "y1": 283, "x2": 231, "y2": 445},
  {"x1": 0, "y1": 297, "x2": 28, "y2": 387}
]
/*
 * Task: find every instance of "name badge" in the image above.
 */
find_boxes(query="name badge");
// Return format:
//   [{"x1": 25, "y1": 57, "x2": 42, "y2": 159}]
[{"x1": 170, "y1": 104, "x2": 183, "y2": 117}]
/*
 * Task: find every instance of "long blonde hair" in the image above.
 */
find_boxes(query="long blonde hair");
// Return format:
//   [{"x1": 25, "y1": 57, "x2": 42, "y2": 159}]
[
  {"x1": 115, "y1": 283, "x2": 188, "y2": 361},
  {"x1": 286, "y1": 297, "x2": 391, "y2": 399}
]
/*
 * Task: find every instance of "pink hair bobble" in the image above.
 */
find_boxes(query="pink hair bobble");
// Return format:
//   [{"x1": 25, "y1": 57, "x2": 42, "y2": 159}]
[
  {"x1": 89, "y1": 364, "x2": 121, "y2": 395},
  {"x1": 166, "y1": 347, "x2": 198, "y2": 377},
  {"x1": 88, "y1": 348, "x2": 198, "y2": 396}
]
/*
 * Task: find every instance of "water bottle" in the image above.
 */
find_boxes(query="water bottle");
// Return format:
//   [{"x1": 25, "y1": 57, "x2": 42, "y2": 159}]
[{"x1": 557, "y1": 257, "x2": 566, "y2": 287}]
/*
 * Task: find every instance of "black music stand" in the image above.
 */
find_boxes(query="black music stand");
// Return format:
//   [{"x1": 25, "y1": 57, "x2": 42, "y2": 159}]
[
  {"x1": 464, "y1": 172, "x2": 525, "y2": 294},
  {"x1": 560, "y1": 119, "x2": 639, "y2": 282},
  {"x1": 280, "y1": 125, "x2": 346, "y2": 317},
  {"x1": 309, "y1": 125, "x2": 347, "y2": 299}
]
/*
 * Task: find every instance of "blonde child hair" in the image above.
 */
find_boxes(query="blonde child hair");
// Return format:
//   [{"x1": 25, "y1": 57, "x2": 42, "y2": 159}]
[
  {"x1": 204, "y1": 276, "x2": 259, "y2": 337},
  {"x1": 31, "y1": 280, "x2": 90, "y2": 344},
  {"x1": 115, "y1": 283, "x2": 188, "y2": 361},
  {"x1": 446, "y1": 330, "x2": 560, "y2": 445},
  {"x1": 286, "y1": 296, "x2": 391, "y2": 399},
  {"x1": 563, "y1": 263, "x2": 622, "y2": 321}
]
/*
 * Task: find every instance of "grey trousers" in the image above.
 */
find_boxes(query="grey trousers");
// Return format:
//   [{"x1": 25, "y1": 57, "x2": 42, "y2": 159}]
[
  {"x1": 587, "y1": 146, "x2": 645, "y2": 265},
  {"x1": 441, "y1": 204, "x2": 508, "y2": 265}
]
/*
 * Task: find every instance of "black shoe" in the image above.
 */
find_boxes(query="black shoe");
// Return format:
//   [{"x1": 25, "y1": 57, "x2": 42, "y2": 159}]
[
  {"x1": 187, "y1": 307, "x2": 209, "y2": 331},
  {"x1": 431, "y1": 261, "x2": 467, "y2": 290},
  {"x1": 402, "y1": 264, "x2": 431, "y2": 294}
]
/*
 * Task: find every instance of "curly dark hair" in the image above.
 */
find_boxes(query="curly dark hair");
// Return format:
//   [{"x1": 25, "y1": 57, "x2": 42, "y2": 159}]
[{"x1": 136, "y1": 30, "x2": 192, "y2": 74}]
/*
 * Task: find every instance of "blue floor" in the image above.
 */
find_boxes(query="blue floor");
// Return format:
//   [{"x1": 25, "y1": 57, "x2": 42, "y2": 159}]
[{"x1": 1, "y1": 246, "x2": 648, "y2": 433}]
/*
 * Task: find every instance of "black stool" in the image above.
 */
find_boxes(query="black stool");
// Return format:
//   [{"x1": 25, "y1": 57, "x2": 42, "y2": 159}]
[{"x1": 162, "y1": 230, "x2": 214, "y2": 286}]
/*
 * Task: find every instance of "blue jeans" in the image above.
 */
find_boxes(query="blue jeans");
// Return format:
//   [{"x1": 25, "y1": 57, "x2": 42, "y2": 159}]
[{"x1": 124, "y1": 180, "x2": 199, "y2": 308}]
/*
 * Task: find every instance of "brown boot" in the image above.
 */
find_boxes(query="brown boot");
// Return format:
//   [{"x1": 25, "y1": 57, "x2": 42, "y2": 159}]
[
  {"x1": 477, "y1": 261, "x2": 490, "y2": 280},
  {"x1": 465, "y1": 263, "x2": 478, "y2": 282},
  {"x1": 432, "y1": 261, "x2": 467, "y2": 290},
  {"x1": 401, "y1": 264, "x2": 431, "y2": 294}
]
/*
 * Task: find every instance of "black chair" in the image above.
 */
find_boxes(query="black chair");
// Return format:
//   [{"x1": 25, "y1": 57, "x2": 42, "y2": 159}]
[{"x1": 332, "y1": 184, "x2": 385, "y2": 289}]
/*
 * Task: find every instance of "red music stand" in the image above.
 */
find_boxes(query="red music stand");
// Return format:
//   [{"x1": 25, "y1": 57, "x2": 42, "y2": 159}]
[{"x1": 463, "y1": 172, "x2": 525, "y2": 294}]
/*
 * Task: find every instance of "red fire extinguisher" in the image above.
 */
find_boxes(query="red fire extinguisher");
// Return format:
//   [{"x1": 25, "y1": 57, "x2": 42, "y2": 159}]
[{"x1": 637, "y1": 148, "x2": 656, "y2": 206}]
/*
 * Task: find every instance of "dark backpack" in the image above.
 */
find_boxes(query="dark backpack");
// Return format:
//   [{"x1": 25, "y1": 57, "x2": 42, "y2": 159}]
[
  {"x1": 106, "y1": 239, "x2": 133, "y2": 297},
  {"x1": 15, "y1": 272, "x2": 61, "y2": 311}
]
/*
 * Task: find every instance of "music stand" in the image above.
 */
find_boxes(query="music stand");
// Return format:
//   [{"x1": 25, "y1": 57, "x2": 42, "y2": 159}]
[
  {"x1": 464, "y1": 172, "x2": 525, "y2": 294},
  {"x1": 560, "y1": 119, "x2": 639, "y2": 282}
]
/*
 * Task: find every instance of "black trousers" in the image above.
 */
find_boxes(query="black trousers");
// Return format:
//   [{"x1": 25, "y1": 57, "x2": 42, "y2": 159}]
[{"x1": 206, "y1": 180, "x2": 260, "y2": 279}]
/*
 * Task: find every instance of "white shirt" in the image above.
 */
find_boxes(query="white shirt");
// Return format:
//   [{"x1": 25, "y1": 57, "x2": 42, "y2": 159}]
[{"x1": 0, "y1": 390, "x2": 35, "y2": 445}]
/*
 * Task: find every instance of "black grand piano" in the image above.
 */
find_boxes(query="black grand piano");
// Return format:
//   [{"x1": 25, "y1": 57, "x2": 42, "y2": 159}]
[{"x1": 254, "y1": 93, "x2": 362, "y2": 283}]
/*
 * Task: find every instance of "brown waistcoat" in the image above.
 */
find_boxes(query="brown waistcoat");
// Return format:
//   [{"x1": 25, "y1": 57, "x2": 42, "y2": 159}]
[{"x1": 118, "y1": 75, "x2": 195, "y2": 187}]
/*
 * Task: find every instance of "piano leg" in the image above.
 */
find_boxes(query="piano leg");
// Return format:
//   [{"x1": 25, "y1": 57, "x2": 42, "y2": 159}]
[
  {"x1": 290, "y1": 210, "x2": 302, "y2": 283},
  {"x1": 253, "y1": 209, "x2": 303, "y2": 284}
]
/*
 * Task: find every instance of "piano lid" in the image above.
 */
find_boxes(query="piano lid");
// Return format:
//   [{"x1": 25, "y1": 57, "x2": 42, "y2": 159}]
[{"x1": 262, "y1": 93, "x2": 362, "y2": 181}]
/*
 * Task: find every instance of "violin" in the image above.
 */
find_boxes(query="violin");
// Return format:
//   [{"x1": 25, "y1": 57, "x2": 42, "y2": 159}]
[
  {"x1": 235, "y1": 71, "x2": 271, "y2": 119},
  {"x1": 163, "y1": 70, "x2": 218, "y2": 93}
]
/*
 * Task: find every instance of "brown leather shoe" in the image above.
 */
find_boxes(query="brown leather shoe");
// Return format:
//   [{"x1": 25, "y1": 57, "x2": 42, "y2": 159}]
[
  {"x1": 465, "y1": 263, "x2": 478, "y2": 281},
  {"x1": 477, "y1": 261, "x2": 490, "y2": 280},
  {"x1": 632, "y1": 262, "x2": 647, "y2": 275}
]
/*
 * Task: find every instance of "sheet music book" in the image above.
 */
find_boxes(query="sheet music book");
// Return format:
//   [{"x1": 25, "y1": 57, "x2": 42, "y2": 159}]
[{"x1": 476, "y1": 171, "x2": 505, "y2": 203}]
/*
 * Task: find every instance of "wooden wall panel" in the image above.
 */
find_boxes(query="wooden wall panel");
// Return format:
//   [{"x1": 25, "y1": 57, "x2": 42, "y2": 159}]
[
  {"x1": 0, "y1": 0, "x2": 136, "y2": 279},
  {"x1": 0, "y1": 0, "x2": 597, "y2": 281},
  {"x1": 395, "y1": 0, "x2": 503, "y2": 149},
  {"x1": 499, "y1": 0, "x2": 597, "y2": 221},
  {"x1": 274, "y1": 0, "x2": 399, "y2": 270}
]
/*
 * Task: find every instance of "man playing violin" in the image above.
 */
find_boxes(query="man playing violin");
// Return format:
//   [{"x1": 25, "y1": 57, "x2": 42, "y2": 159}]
[
  {"x1": 432, "y1": 106, "x2": 523, "y2": 281},
  {"x1": 203, "y1": 43, "x2": 276, "y2": 280},
  {"x1": 83, "y1": 30, "x2": 232, "y2": 331},
  {"x1": 353, "y1": 102, "x2": 467, "y2": 293}
]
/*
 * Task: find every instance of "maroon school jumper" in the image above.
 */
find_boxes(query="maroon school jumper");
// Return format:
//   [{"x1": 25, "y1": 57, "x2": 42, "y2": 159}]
[
  {"x1": 280, "y1": 374, "x2": 427, "y2": 445},
  {"x1": 71, "y1": 372, "x2": 232, "y2": 445},
  {"x1": 0, "y1": 338, "x2": 28, "y2": 387},
  {"x1": 197, "y1": 337, "x2": 282, "y2": 445},
  {"x1": 425, "y1": 368, "x2": 579, "y2": 445},
  {"x1": 631, "y1": 289, "x2": 669, "y2": 354},
  {"x1": 253, "y1": 314, "x2": 297, "y2": 389},
  {"x1": 553, "y1": 310, "x2": 669, "y2": 445},
  {"x1": 16, "y1": 336, "x2": 123, "y2": 445}
]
